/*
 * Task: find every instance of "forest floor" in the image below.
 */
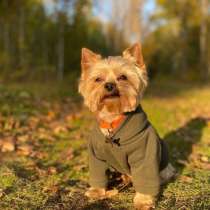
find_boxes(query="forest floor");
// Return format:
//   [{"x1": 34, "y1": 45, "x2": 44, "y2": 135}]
[{"x1": 0, "y1": 78, "x2": 210, "y2": 210}]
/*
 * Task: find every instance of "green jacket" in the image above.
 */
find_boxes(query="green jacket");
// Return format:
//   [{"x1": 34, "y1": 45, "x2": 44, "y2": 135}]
[{"x1": 88, "y1": 105, "x2": 169, "y2": 196}]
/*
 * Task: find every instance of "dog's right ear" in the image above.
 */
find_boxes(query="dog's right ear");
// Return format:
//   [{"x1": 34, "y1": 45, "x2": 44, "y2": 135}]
[{"x1": 81, "y1": 48, "x2": 101, "y2": 74}]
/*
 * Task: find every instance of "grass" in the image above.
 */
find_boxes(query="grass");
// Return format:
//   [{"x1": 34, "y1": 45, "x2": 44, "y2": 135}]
[{"x1": 0, "y1": 78, "x2": 210, "y2": 210}]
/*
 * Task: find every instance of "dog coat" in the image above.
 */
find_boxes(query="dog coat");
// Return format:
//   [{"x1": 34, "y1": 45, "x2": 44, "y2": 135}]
[{"x1": 88, "y1": 105, "x2": 169, "y2": 196}]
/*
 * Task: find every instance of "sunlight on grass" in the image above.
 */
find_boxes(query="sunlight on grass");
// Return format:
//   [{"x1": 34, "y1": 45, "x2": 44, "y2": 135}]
[{"x1": 0, "y1": 80, "x2": 210, "y2": 209}]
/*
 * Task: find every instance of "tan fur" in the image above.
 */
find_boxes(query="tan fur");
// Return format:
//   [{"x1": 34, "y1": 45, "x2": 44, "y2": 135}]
[
  {"x1": 134, "y1": 193, "x2": 155, "y2": 210},
  {"x1": 79, "y1": 43, "x2": 174, "y2": 210},
  {"x1": 79, "y1": 48, "x2": 148, "y2": 115}
]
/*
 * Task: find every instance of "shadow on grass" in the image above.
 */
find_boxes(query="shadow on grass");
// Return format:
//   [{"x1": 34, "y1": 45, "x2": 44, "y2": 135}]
[
  {"x1": 163, "y1": 117, "x2": 207, "y2": 171},
  {"x1": 157, "y1": 117, "x2": 208, "y2": 209}
]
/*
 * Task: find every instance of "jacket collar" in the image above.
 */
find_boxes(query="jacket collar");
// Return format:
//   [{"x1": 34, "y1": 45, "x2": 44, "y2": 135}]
[{"x1": 95, "y1": 105, "x2": 149, "y2": 146}]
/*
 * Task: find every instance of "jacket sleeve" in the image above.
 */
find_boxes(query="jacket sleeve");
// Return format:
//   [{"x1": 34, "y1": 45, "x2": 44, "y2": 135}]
[
  {"x1": 128, "y1": 127, "x2": 161, "y2": 196},
  {"x1": 88, "y1": 141, "x2": 108, "y2": 189}
]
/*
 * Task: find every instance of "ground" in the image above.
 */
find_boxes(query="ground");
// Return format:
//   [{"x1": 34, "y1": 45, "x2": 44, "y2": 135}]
[{"x1": 0, "y1": 78, "x2": 210, "y2": 210}]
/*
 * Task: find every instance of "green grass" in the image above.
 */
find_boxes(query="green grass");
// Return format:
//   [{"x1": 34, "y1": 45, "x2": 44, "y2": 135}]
[{"x1": 0, "y1": 79, "x2": 210, "y2": 210}]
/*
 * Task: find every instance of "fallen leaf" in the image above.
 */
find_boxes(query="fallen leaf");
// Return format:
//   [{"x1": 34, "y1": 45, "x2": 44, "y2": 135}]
[
  {"x1": 17, "y1": 135, "x2": 29, "y2": 143},
  {"x1": 59, "y1": 148, "x2": 74, "y2": 161},
  {"x1": 0, "y1": 137, "x2": 15, "y2": 152},
  {"x1": 47, "y1": 166, "x2": 57, "y2": 175},
  {"x1": 45, "y1": 111, "x2": 56, "y2": 121},
  {"x1": 0, "y1": 189, "x2": 3, "y2": 198},
  {"x1": 180, "y1": 175, "x2": 193, "y2": 183},
  {"x1": 200, "y1": 156, "x2": 209, "y2": 163},
  {"x1": 17, "y1": 145, "x2": 33, "y2": 156},
  {"x1": 53, "y1": 125, "x2": 68, "y2": 135},
  {"x1": 177, "y1": 159, "x2": 188, "y2": 166},
  {"x1": 43, "y1": 185, "x2": 59, "y2": 194}
]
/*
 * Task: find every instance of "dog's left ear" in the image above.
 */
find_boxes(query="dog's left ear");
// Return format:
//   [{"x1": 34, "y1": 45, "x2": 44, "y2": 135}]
[{"x1": 123, "y1": 43, "x2": 145, "y2": 69}]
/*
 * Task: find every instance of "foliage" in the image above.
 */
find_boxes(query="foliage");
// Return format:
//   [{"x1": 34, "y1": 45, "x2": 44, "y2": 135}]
[
  {"x1": 0, "y1": 0, "x2": 126, "y2": 82},
  {"x1": 143, "y1": 0, "x2": 210, "y2": 80}
]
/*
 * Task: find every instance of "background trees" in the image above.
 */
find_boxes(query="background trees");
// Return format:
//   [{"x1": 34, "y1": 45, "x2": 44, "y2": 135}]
[{"x1": 0, "y1": 0, "x2": 209, "y2": 82}]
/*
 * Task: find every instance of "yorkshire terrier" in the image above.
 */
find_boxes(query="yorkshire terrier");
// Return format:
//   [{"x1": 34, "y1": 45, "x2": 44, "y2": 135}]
[{"x1": 79, "y1": 43, "x2": 175, "y2": 210}]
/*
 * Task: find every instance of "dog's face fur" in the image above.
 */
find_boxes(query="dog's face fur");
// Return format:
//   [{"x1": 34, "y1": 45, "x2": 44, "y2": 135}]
[{"x1": 79, "y1": 43, "x2": 148, "y2": 114}]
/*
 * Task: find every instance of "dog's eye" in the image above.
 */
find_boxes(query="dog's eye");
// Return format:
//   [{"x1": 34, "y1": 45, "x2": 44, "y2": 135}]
[
  {"x1": 117, "y1": 75, "x2": 127, "y2": 81},
  {"x1": 95, "y1": 77, "x2": 103, "y2": 82}
]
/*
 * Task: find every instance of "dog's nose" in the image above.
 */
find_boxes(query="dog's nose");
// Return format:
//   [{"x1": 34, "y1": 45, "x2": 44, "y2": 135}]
[{"x1": 104, "y1": 82, "x2": 116, "y2": 92}]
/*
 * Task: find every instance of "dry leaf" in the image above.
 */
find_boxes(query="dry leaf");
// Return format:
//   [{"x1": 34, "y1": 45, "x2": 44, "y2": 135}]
[
  {"x1": 200, "y1": 156, "x2": 209, "y2": 163},
  {"x1": 47, "y1": 166, "x2": 57, "y2": 175},
  {"x1": 180, "y1": 175, "x2": 193, "y2": 183},
  {"x1": 0, "y1": 189, "x2": 3, "y2": 198},
  {"x1": 43, "y1": 185, "x2": 59, "y2": 194},
  {"x1": 53, "y1": 125, "x2": 68, "y2": 135},
  {"x1": 177, "y1": 159, "x2": 188, "y2": 166},
  {"x1": 46, "y1": 111, "x2": 56, "y2": 121},
  {"x1": 17, "y1": 145, "x2": 33, "y2": 156},
  {"x1": 28, "y1": 117, "x2": 40, "y2": 129},
  {"x1": 0, "y1": 137, "x2": 15, "y2": 152},
  {"x1": 17, "y1": 135, "x2": 29, "y2": 143}
]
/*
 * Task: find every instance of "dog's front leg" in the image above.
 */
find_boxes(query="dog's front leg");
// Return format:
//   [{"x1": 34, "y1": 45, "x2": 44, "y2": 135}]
[{"x1": 86, "y1": 143, "x2": 114, "y2": 199}]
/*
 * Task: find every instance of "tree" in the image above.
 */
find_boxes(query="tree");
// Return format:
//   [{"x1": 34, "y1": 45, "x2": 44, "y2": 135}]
[{"x1": 200, "y1": 0, "x2": 209, "y2": 79}]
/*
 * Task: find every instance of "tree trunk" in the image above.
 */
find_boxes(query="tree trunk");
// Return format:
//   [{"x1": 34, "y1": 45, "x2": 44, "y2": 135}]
[
  {"x1": 200, "y1": 0, "x2": 209, "y2": 79},
  {"x1": 18, "y1": 5, "x2": 26, "y2": 70},
  {"x1": 2, "y1": 0, "x2": 10, "y2": 71},
  {"x1": 57, "y1": 13, "x2": 64, "y2": 81}
]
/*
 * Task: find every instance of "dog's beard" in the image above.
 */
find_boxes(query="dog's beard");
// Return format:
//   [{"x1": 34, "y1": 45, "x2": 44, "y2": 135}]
[{"x1": 83, "y1": 84, "x2": 138, "y2": 114}]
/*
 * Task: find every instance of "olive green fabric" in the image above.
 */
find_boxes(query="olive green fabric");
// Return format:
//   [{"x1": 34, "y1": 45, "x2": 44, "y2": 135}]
[{"x1": 88, "y1": 105, "x2": 169, "y2": 196}]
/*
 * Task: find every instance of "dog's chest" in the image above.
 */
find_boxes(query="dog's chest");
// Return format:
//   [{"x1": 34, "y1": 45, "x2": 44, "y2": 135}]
[
  {"x1": 95, "y1": 138, "x2": 131, "y2": 175},
  {"x1": 100, "y1": 127, "x2": 111, "y2": 136}
]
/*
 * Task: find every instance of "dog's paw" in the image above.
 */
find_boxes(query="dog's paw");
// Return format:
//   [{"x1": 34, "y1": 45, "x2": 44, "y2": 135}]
[
  {"x1": 85, "y1": 187, "x2": 106, "y2": 199},
  {"x1": 85, "y1": 188, "x2": 118, "y2": 200},
  {"x1": 133, "y1": 193, "x2": 155, "y2": 210}
]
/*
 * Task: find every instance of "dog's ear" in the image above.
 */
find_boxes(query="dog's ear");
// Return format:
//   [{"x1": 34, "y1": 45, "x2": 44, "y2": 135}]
[
  {"x1": 123, "y1": 43, "x2": 145, "y2": 69},
  {"x1": 81, "y1": 48, "x2": 101, "y2": 74}
]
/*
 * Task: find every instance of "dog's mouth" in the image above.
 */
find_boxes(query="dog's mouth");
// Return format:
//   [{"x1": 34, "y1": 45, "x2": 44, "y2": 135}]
[{"x1": 102, "y1": 91, "x2": 120, "y2": 101}]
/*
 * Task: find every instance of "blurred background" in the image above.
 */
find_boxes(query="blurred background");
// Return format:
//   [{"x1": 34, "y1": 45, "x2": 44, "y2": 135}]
[
  {"x1": 0, "y1": 1, "x2": 210, "y2": 209},
  {"x1": 0, "y1": 0, "x2": 209, "y2": 87}
]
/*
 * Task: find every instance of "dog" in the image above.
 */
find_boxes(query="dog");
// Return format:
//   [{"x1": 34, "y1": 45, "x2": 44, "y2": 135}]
[{"x1": 79, "y1": 43, "x2": 175, "y2": 210}]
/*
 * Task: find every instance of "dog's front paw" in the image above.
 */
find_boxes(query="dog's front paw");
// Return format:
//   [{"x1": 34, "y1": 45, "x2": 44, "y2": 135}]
[
  {"x1": 133, "y1": 193, "x2": 155, "y2": 210},
  {"x1": 85, "y1": 187, "x2": 118, "y2": 200},
  {"x1": 85, "y1": 187, "x2": 106, "y2": 199}
]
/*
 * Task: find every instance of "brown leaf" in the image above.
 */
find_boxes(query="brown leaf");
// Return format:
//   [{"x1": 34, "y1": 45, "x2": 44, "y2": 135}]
[
  {"x1": 177, "y1": 159, "x2": 188, "y2": 166},
  {"x1": 31, "y1": 151, "x2": 48, "y2": 159},
  {"x1": 0, "y1": 137, "x2": 15, "y2": 152},
  {"x1": 45, "y1": 111, "x2": 56, "y2": 121},
  {"x1": 47, "y1": 166, "x2": 57, "y2": 175},
  {"x1": 60, "y1": 148, "x2": 74, "y2": 161},
  {"x1": 28, "y1": 116, "x2": 40, "y2": 129},
  {"x1": 17, "y1": 145, "x2": 33, "y2": 156},
  {"x1": 53, "y1": 125, "x2": 68, "y2": 135},
  {"x1": 199, "y1": 162, "x2": 210, "y2": 170},
  {"x1": 43, "y1": 185, "x2": 59, "y2": 194},
  {"x1": 0, "y1": 189, "x2": 3, "y2": 198},
  {"x1": 200, "y1": 156, "x2": 209, "y2": 163},
  {"x1": 179, "y1": 175, "x2": 193, "y2": 183},
  {"x1": 17, "y1": 135, "x2": 29, "y2": 143}
]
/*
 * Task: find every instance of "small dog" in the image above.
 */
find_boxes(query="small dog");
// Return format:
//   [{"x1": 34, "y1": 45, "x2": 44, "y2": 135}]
[{"x1": 79, "y1": 43, "x2": 175, "y2": 210}]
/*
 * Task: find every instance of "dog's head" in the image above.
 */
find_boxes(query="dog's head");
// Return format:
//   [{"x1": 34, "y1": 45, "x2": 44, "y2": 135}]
[{"x1": 78, "y1": 43, "x2": 148, "y2": 114}]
